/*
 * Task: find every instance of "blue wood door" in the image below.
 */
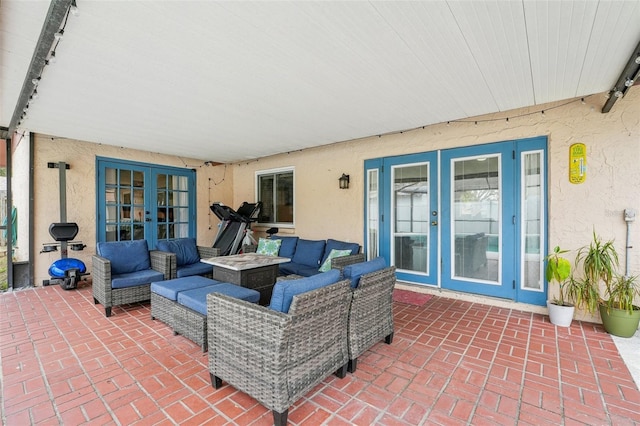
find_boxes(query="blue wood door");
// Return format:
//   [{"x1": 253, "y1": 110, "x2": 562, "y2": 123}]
[
  {"x1": 440, "y1": 142, "x2": 516, "y2": 299},
  {"x1": 365, "y1": 152, "x2": 439, "y2": 285}
]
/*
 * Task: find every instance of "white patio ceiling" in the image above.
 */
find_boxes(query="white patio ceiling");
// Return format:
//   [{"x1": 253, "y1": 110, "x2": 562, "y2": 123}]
[{"x1": 2, "y1": 1, "x2": 639, "y2": 163}]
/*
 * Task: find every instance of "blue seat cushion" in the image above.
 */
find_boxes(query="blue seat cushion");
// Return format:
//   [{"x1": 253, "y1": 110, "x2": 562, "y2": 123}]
[
  {"x1": 278, "y1": 262, "x2": 296, "y2": 276},
  {"x1": 156, "y1": 238, "x2": 200, "y2": 267},
  {"x1": 97, "y1": 240, "x2": 151, "y2": 275},
  {"x1": 279, "y1": 262, "x2": 321, "y2": 277},
  {"x1": 111, "y1": 269, "x2": 165, "y2": 289},
  {"x1": 294, "y1": 265, "x2": 322, "y2": 277},
  {"x1": 342, "y1": 257, "x2": 387, "y2": 288},
  {"x1": 269, "y1": 269, "x2": 340, "y2": 313},
  {"x1": 151, "y1": 276, "x2": 221, "y2": 300},
  {"x1": 291, "y1": 239, "x2": 325, "y2": 268},
  {"x1": 178, "y1": 283, "x2": 260, "y2": 315},
  {"x1": 320, "y1": 239, "x2": 360, "y2": 266},
  {"x1": 274, "y1": 236, "x2": 299, "y2": 259},
  {"x1": 176, "y1": 262, "x2": 213, "y2": 278}
]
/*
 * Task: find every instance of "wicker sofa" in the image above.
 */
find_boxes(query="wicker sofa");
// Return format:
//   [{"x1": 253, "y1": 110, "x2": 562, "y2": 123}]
[
  {"x1": 92, "y1": 240, "x2": 170, "y2": 317},
  {"x1": 246, "y1": 236, "x2": 365, "y2": 277},
  {"x1": 154, "y1": 238, "x2": 220, "y2": 279},
  {"x1": 207, "y1": 270, "x2": 351, "y2": 426},
  {"x1": 340, "y1": 257, "x2": 396, "y2": 372}
]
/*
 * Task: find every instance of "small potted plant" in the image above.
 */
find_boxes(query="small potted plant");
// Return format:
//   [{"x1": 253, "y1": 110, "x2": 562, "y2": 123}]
[{"x1": 545, "y1": 246, "x2": 574, "y2": 326}]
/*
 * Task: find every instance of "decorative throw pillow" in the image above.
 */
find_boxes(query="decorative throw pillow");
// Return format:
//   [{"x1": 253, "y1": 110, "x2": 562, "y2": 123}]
[
  {"x1": 256, "y1": 238, "x2": 282, "y2": 256},
  {"x1": 318, "y1": 249, "x2": 352, "y2": 272}
]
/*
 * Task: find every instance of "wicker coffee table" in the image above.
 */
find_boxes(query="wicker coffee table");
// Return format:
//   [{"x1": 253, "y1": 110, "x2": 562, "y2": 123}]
[{"x1": 201, "y1": 253, "x2": 290, "y2": 305}]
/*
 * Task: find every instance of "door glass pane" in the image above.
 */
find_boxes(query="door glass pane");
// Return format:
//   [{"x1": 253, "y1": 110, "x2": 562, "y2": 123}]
[
  {"x1": 157, "y1": 173, "x2": 167, "y2": 190},
  {"x1": 174, "y1": 223, "x2": 189, "y2": 238},
  {"x1": 156, "y1": 173, "x2": 189, "y2": 240},
  {"x1": 106, "y1": 224, "x2": 117, "y2": 242},
  {"x1": 451, "y1": 156, "x2": 501, "y2": 283},
  {"x1": 133, "y1": 171, "x2": 144, "y2": 187},
  {"x1": 393, "y1": 163, "x2": 429, "y2": 274},
  {"x1": 522, "y1": 151, "x2": 544, "y2": 290},
  {"x1": 452, "y1": 156, "x2": 499, "y2": 282},
  {"x1": 105, "y1": 167, "x2": 117, "y2": 185},
  {"x1": 367, "y1": 169, "x2": 379, "y2": 260},
  {"x1": 157, "y1": 224, "x2": 168, "y2": 240},
  {"x1": 104, "y1": 167, "x2": 146, "y2": 241},
  {"x1": 120, "y1": 169, "x2": 131, "y2": 185}
]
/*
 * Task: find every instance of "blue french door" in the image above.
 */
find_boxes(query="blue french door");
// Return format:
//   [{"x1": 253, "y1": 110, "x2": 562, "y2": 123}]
[
  {"x1": 96, "y1": 158, "x2": 197, "y2": 249},
  {"x1": 365, "y1": 136, "x2": 547, "y2": 306},
  {"x1": 440, "y1": 142, "x2": 515, "y2": 299},
  {"x1": 365, "y1": 152, "x2": 439, "y2": 285}
]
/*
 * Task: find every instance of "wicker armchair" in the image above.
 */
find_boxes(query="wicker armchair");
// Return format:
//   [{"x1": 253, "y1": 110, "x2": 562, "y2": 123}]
[
  {"x1": 207, "y1": 279, "x2": 351, "y2": 426},
  {"x1": 92, "y1": 240, "x2": 170, "y2": 317},
  {"x1": 344, "y1": 265, "x2": 396, "y2": 373},
  {"x1": 331, "y1": 252, "x2": 365, "y2": 272}
]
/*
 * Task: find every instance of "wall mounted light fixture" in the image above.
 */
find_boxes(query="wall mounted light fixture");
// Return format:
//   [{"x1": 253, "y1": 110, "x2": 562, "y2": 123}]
[{"x1": 339, "y1": 173, "x2": 350, "y2": 189}]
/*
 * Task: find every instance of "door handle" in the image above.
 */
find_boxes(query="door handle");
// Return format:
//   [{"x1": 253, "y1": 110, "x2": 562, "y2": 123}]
[{"x1": 431, "y1": 221, "x2": 438, "y2": 226}]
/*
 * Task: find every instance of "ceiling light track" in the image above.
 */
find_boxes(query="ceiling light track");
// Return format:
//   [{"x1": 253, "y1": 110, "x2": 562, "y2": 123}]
[
  {"x1": 8, "y1": 0, "x2": 77, "y2": 135},
  {"x1": 602, "y1": 39, "x2": 640, "y2": 113}
]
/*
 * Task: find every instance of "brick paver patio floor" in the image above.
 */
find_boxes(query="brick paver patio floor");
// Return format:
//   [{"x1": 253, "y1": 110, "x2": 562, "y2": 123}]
[{"x1": 1, "y1": 283, "x2": 639, "y2": 425}]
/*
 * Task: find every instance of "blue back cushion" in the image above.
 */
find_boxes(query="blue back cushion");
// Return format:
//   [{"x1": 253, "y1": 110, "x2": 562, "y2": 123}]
[
  {"x1": 269, "y1": 269, "x2": 340, "y2": 313},
  {"x1": 320, "y1": 239, "x2": 360, "y2": 265},
  {"x1": 274, "y1": 236, "x2": 299, "y2": 259},
  {"x1": 291, "y1": 239, "x2": 326, "y2": 267},
  {"x1": 97, "y1": 240, "x2": 151, "y2": 275},
  {"x1": 342, "y1": 257, "x2": 387, "y2": 288},
  {"x1": 156, "y1": 238, "x2": 200, "y2": 266}
]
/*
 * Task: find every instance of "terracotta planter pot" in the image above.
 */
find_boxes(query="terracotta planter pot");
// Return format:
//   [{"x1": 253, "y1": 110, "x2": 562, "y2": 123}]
[
  {"x1": 547, "y1": 301, "x2": 575, "y2": 327},
  {"x1": 599, "y1": 305, "x2": 640, "y2": 338}
]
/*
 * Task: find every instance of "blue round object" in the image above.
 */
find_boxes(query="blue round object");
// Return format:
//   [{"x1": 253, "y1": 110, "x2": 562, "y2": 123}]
[{"x1": 49, "y1": 258, "x2": 86, "y2": 278}]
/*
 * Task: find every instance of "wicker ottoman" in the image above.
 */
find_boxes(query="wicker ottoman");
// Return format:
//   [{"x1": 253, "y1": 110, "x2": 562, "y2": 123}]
[
  {"x1": 150, "y1": 276, "x2": 224, "y2": 328},
  {"x1": 174, "y1": 283, "x2": 260, "y2": 351}
]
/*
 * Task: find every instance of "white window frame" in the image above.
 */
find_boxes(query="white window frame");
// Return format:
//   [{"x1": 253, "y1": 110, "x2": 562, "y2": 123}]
[{"x1": 255, "y1": 166, "x2": 295, "y2": 227}]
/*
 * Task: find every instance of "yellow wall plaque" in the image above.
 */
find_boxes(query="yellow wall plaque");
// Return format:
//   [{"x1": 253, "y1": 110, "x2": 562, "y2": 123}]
[{"x1": 569, "y1": 143, "x2": 586, "y2": 184}]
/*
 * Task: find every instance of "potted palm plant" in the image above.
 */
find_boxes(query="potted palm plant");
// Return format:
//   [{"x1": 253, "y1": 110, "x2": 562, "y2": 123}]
[
  {"x1": 576, "y1": 231, "x2": 640, "y2": 337},
  {"x1": 545, "y1": 246, "x2": 574, "y2": 326}
]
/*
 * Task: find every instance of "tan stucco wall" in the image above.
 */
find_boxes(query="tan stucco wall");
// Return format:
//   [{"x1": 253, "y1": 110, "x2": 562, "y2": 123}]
[
  {"x1": 29, "y1": 88, "x2": 639, "y2": 317},
  {"x1": 33, "y1": 136, "x2": 233, "y2": 285},
  {"x1": 232, "y1": 89, "x2": 640, "y2": 313}
]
